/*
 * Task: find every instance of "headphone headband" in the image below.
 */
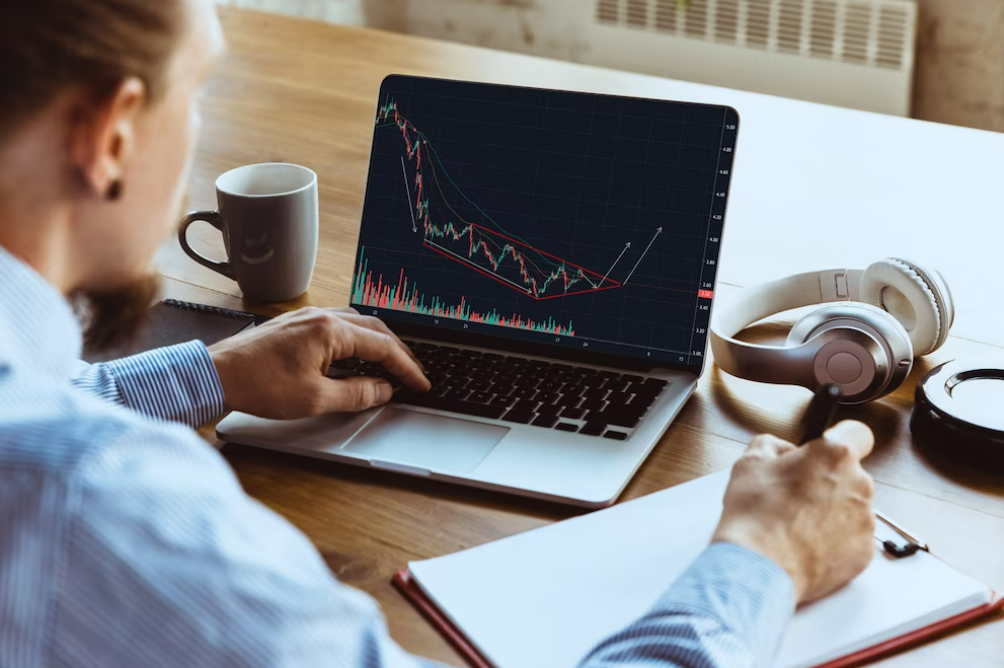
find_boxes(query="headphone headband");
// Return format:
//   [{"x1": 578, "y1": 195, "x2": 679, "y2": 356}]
[{"x1": 713, "y1": 269, "x2": 865, "y2": 339}]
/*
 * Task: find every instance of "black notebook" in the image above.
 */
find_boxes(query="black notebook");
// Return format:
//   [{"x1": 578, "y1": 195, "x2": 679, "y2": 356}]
[{"x1": 82, "y1": 299, "x2": 269, "y2": 363}]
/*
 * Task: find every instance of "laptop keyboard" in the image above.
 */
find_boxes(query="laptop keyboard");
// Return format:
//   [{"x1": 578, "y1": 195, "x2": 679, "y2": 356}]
[{"x1": 327, "y1": 341, "x2": 669, "y2": 440}]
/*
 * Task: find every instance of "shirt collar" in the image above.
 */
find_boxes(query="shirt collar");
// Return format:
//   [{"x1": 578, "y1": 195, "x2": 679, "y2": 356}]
[{"x1": 0, "y1": 245, "x2": 82, "y2": 379}]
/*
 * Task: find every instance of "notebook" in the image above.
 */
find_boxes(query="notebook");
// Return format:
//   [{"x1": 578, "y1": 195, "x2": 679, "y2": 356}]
[
  {"x1": 83, "y1": 299, "x2": 268, "y2": 363},
  {"x1": 395, "y1": 472, "x2": 1003, "y2": 668}
]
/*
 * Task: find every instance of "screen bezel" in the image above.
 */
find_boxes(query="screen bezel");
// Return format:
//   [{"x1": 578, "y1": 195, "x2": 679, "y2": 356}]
[{"x1": 356, "y1": 74, "x2": 740, "y2": 378}]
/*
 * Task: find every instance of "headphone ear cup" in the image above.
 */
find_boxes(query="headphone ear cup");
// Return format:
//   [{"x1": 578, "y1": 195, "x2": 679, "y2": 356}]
[
  {"x1": 787, "y1": 304, "x2": 914, "y2": 403},
  {"x1": 860, "y1": 258, "x2": 949, "y2": 356}
]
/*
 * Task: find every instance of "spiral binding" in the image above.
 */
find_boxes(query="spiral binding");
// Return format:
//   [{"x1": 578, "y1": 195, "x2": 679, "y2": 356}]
[{"x1": 162, "y1": 299, "x2": 256, "y2": 322}]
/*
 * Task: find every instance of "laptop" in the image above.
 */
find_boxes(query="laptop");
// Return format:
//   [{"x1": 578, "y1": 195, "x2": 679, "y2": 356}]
[{"x1": 217, "y1": 75, "x2": 739, "y2": 508}]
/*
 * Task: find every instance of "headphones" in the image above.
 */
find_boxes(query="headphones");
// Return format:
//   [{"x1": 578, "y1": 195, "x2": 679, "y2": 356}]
[{"x1": 710, "y1": 258, "x2": 955, "y2": 404}]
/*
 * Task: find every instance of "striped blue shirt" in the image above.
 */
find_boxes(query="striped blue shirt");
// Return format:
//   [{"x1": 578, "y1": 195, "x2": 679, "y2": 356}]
[{"x1": 0, "y1": 245, "x2": 794, "y2": 668}]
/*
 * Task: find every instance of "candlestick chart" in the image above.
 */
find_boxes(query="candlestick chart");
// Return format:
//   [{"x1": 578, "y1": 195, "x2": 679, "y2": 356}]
[
  {"x1": 377, "y1": 99, "x2": 622, "y2": 305},
  {"x1": 353, "y1": 76, "x2": 736, "y2": 363}
]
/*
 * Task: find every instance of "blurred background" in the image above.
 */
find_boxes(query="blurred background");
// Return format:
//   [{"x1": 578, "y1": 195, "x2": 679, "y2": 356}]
[{"x1": 216, "y1": 0, "x2": 1003, "y2": 132}]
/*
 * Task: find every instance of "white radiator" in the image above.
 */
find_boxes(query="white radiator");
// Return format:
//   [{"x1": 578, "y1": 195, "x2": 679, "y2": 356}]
[{"x1": 585, "y1": 0, "x2": 917, "y2": 116}]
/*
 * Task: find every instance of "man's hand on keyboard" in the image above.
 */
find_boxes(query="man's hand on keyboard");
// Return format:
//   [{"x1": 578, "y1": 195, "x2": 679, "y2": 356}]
[
  {"x1": 712, "y1": 421, "x2": 876, "y2": 605},
  {"x1": 209, "y1": 307, "x2": 430, "y2": 419}
]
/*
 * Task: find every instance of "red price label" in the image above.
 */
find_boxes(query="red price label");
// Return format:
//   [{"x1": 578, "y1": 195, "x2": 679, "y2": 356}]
[{"x1": 698, "y1": 289, "x2": 714, "y2": 299}]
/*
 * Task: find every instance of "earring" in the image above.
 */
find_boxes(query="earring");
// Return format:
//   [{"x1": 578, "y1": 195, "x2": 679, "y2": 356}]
[{"x1": 106, "y1": 179, "x2": 124, "y2": 201}]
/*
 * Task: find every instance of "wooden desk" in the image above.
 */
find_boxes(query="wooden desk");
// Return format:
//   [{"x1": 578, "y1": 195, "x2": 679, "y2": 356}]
[{"x1": 167, "y1": 7, "x2": 1004, "y2": 666}]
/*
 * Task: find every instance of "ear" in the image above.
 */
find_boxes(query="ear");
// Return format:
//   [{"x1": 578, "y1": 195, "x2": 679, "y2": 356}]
[{"x1": 69, "y1": 77, "x2": 147, "y2": 198}]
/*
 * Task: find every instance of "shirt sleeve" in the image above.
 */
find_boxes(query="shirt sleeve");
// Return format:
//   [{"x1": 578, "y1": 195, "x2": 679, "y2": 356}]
[
  {"x1": 51, "y1": 421, "x2": 431, "y2": 668},
  {"x1": 579, "y1": 542, "x2": 795, "y2": 668},
  {"x1": 70, "y1": 341, "x2": 226, "y2": 428}
]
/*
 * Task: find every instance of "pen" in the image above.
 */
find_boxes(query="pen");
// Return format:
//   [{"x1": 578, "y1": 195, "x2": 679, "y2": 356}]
[
  {"x1": 800, "y1": 384, "x2": 929, "y2": 558},
  {"x1": 801, "y1": 383, "x2": 843, "y2": 444}
]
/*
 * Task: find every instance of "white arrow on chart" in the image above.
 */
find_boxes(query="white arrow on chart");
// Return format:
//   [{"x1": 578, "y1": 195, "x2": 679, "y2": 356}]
[
  {"x1": 598, "y1": 242, "x2": 630, "y2": 288},
  {"x1": 623, "y1": 227, "x2": 663, "y2": 286},
  {"x1": 400, "y1": 156, "x2": 418, "y2": 232}
]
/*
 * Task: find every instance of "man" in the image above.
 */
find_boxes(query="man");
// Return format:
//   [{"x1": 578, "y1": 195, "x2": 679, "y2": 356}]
[{"x1": 0, "y1": 0, "x2": 876, "y2": 666}]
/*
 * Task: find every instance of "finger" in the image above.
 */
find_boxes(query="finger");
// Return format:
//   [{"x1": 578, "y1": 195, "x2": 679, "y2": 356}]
[
  {"x1": 855, "y1": 471, "x2": 876, "y2": 500},
  {"x1": 348, "y1": 315, "x2": 424, "y2": 369},
  {"x1": 809, "y1": 420, "x2": 875, "y2": 462},
  {"x1": 313, "y1": 376, "x2": 394, "y2": 413},
  {"x1": 776, "y1": 441, "x2": 798, "y2": 457},
  {"x1": 328, "y1": 311, "x2": 423, "y2": 368},
  {"x1": 342, "y1": 323, "x2": 430, "y2": 391},
  {"x1": 345, "y1": 315, "x2": 422, "y2": 366},
  {"x1": 742, "y1": 434, "x2": 795, "y2": 461}
]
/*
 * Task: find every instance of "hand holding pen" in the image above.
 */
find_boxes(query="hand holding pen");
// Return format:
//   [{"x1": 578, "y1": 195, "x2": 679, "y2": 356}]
[{"x1": 714, "y1": 416, "x2": 877, "y2": 603}]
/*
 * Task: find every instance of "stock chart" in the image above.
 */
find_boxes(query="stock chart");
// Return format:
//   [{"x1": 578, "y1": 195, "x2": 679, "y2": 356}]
[{"x1": 353, "y1": 76, "x2": 737, "y2": 366}]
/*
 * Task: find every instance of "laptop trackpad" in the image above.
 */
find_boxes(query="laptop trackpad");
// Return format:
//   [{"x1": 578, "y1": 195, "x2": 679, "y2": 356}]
[{"x1": 342, "y1": 407, "x2": 508, "y2": 474}]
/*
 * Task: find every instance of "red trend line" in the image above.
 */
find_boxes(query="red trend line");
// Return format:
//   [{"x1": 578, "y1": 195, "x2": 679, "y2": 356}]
[{"x1": 378, "y1": 100, "x2": 622, "y2": 301}]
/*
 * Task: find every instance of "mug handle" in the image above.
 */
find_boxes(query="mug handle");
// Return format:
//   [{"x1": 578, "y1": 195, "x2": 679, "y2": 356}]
[{"x1": 178, "y1": 211, "x2": 236, "y2": 280}]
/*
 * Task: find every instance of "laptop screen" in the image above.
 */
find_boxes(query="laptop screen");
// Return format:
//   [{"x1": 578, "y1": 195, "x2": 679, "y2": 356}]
[{"x1": 354, "y1": 75, "x2": 738, "y2": 373}]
